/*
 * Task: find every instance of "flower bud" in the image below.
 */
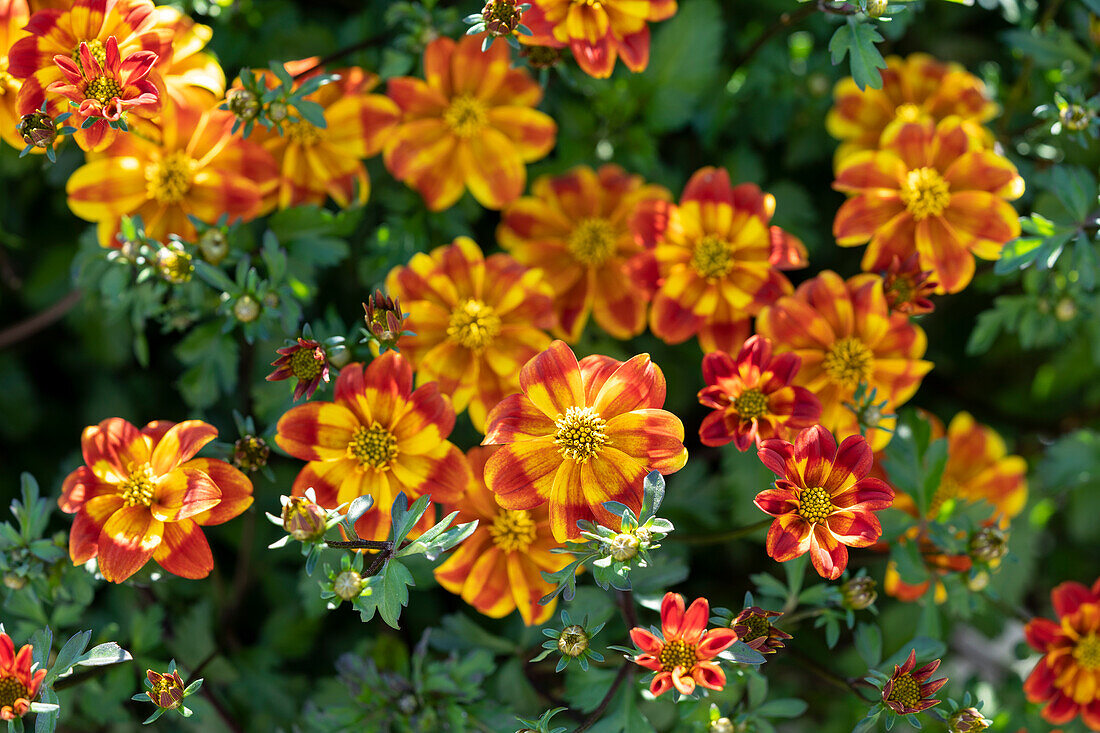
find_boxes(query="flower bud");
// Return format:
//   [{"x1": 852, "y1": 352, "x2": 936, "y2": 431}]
[
  {"x1": 18, "y1": 111, "x2": 57, "y2": 149},
  {"x1": 334, "y1": 570, "x2": 364, "y2": 600},
  {"x1": 363, "y1": 290, "x2": 406, "y2": 350},
  {"x1": 233, "y1": 295, "x2": 261, "y2": 323},
  {"x1": 282, "y1": 496, "x2": 327, "y2": 542},
  {"x1": 948, "y1": 706, "x2": 990, "y2": 732},
  {"x1": 709, "y1": 718, "x2": 735, "y2": 733},
  {"x1": 634, "y1": 526, "x2": 652, "y2": 545},
  {"x1": 867, "y1": 0, "x2": 888, "y2": 16},
  {"x1": 1055, "y1": 297, "x2": 1077, "y2": 322},
  {"x1": 156, "y1": 245, "x2": 194, "y2": 284},
  {"x1": 1059, "y1": 103, "x2": 1092, "y2": 132},
  {"x1": 3, "y1": 573, "x2": 27, "y2": 591},
  {"x1": 969, "y1": 527, "x2": 1008, "y2": 564},
  {"x1": 198, "y1": 228, "x2": 229, "y2": 265},
  {"x1": 482, "y1": 0, "x2": 523, "y2": 35},
  {"x1": 521, "y1": 45, "x2": 563, "y2": 69},
  {"x1": 841, "y1": 575, "x2": 878, "y2": 610},
  {"x1": 233, "y1": 435, "x2": 270, "y2": 473},
  {"x1": 267, "y1": 100, "x2": 289, "y2": 123},
  {"x1": 608, "y1": 533, "x2": 640, "y2": 561},
  {"x1": 557, "y1": 625, "x2": 589, "y2": 657},
  {"x1": 146, "y1": 670, "x2": 186, "y2": 710},
  {"x1": 263, "y1": 292, "x2": 280, "y2": 309},
  {"x1": 226, "y1": 88, "x2": 260, "y2": 121}
]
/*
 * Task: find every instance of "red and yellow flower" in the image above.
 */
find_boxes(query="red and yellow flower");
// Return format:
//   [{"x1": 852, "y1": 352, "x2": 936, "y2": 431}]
[
  {"x1": 641, "y1": 167, "x2": 807, "y2": 354},
  {"x1": 58, "y1": 418, "x2": 254, "y2": 583},
  {"x1": 66, "y1": 100, "x2": 277, "y2": 246},
  {"x1": 519, "y1": 0, "x2": 677, "y2": 79},
  {"x1": 245, "y1": 59, "x2": 399, "y2": 212},
  {"x1": 630, "y1": 592, "x2": 736, "y2": 697},
  {"x1": 482, "y1": 340, "x2": 687, "y2": 542},
  {"x1": 833, "y1": 117, "x2": 1024, "y2": 294},
  {"x1": 275, "y1": 351, "x2": 471, "y2": 542},
  {"x1": 698, "y1": 334, "x2": 821, "y2": 451},
  {"x1": 826, "y1": 53, "x2": 997, "y2": 163},
  {"x1": 149, "y1": 5, "x2": 224, "y2": 110},
  {"x1": 385, "y1": 237, "x2": 556, "y2": 433},
  {"x1": 434, "y1": 446, "x2": 572, "y2": 625},
  {"x1": 881, "y1": 253, "x2": 937, "y2": 315},
  {"x1": 0, "y1": 632, "x2": 47, "y2": 721},
  {"x1": 0, "y1": 0, "x2": 30, "y2": 151},
  {"x1": 497, "y1": 164, "x2": 670, "y2": 341},
  {"x1": 384, "y1": 34, "x2": 556, "y2": 211},
  {"x1": 1025, "y1": 578, "x2": 1100, "y2": 730},
  {"x1": 882, "y1": 649, "x2": 948, "y2": 715},
  {"x1": 755, "y1": 271, "x2": 933, "y2": 450},
  {"x1": 754, "y1": 425, "x2": 894, "y2": 580},
  {"x1": 266, "y1": 337, "x2": 331, "y2": 401},
  {"x1": 731, "y1": 605, "x2": 792, "y2": 654}
]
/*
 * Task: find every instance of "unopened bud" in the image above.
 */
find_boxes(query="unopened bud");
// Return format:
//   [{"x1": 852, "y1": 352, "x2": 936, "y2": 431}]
[
  {"x1": 520, "y1": 45, "x2": 563, "y2": 69},
  {"x1": 226, "y1": 88, "x2": 260, "y2": 121},
  {"x1": 267, "y1": 100, "x2": 289, "y2": 123},
  {"x1": 18, "y1": 111, "x2": 57, "y2": 149},
  {"x1": 334, "y1": 570, "x2": 364, "y2": 600},
  {"x1": 233, "y1": 435, "x2": 270, "y2": 473},
  {"x1": 969, "y1": 527, "x2": 1008, "y2": 564},
  {"x1": 841, "y1": 575, "x2": 878, "y2": 610},
  {"x1": 948, "y1": 706, "x2": 990, "y2": 732},
  {"x1": 482, "y1": 0, "x2": 523, "y2": 35},
  {"x1": 634, "y1": 527, "x2": 652, "y2": 544},
  {"x1": 867, "y1": 0, "x2": 888, "y2": 16},
  {"x1": 263, "y1": 292, "x2": 280, "y2": 309},
  {"x1": 1055, "y1": 297, "x2": 1077, "y2": 322},
  {"x1": 146, "y1": 670, "x2": 186, "y2": 710},
  {"x1": 608, "y1": 533, "x2": 640, "y2": 561},
  {"x1": 709, "y1": 718, "x2": 735, "y2": 733},
  {"x1": 282, "y1": 496, "x2": 327, "y2": 542},
  {"x1": 557, "y1": 625, "x2": 589, "y2": 657},
  {"x1": 156, "y1": 245, "x2": 193, "y2": 284},
  {"x1": 1059, "y1": 103, "x2": 1092, "y2": 132},
  {"x1": 233, "y1": 295, "x2": 261, "y2": 323},
  {"x1": 198, "y1": 228, "x2": 229, "y2": 265},
  {"x1": 3, "y1": 574, "x2": 27, "y2": 591},
  {"x1": 363, "y1": 290, "x2": 406, "y2": 350}
]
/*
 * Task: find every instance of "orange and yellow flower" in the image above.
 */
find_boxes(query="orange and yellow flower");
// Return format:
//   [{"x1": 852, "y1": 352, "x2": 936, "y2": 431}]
[
  {"x1": 384, "y1": 34, "x2": 556, "y2": 211},
  {"x1": 434, "y1": 446, "x2": 572, "y2": 625},
  {"x1": 756, "y1": 271, "x2": 933, "y2": 450},
  {"x1": 66, "y1": 99, "x2": 277, "y2": 246},
  {"x1": 385, "y1": 237, "x2": 555, "y2": 433},
  {"x1": 0, "y1": 632, "x2": 47, "y2": 721},
  {"x1": 833, "y1": 117, "x2": 1024, "y2": 294},
  {"x1": 58, "y1": 418, "x2": 254, "y2": 583},
  {"x1": 497, "y1": 164, "x2": 670, "y2": 341},
  {"x1": 275, "y1": 351, "x2": 471, "y2": 542},
  {"x1": 826, "y1": 53, "x2": 997, "y2": 163},
  {"x1": 520, "y1": 0, "x2": 677, "y2": 79},
  {"x1": 149, "y1": 5, "x2": 225, "y2": 110},
  {"x1": 754, "y1": 425, "x2": 894, "y2": 580},
  {"x1": 0, "y1": 0, "x2": 30, "y2": 151},
  {"x1": 245, "y1": 59, "x2": 399, "y2": 212},
  {"x1": 630, "y1": 592, "x2": 736, "y2": 697},
  {"x1": 641, "y1": 167, "x2": 807, "y2": 354},
  {"x1": 698, "y1": 335, "x2": 821, "y2": 451},
  {"x1": 482, "y1": 340, "x2": 687, "y2": 541},
  {"x1": 1025, "y1": 578, "x2": 1100, "y2": 730}
]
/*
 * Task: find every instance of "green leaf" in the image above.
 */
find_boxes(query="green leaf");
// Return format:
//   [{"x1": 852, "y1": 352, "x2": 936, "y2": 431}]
[
  {"x1": 1073, "y1": 231, "x2": 1099, "y2": 291},
  {"x1": 854, "y1": 623, "x2": 882, "y2": 668},
  {"x1": 373, "y1": 560, "x2": 414, "y2": 629},
  {"x1": 45, "y1": 631, "x2": 91, "y2": 684},
  {"x1": 890, "y1": 540, "x2": 927, "y2": 586},
  {"x1": 640, "y1": 471, "x2": 665, "y2": 521},
  {"x1": 74, "y1": 642, "x2": 132, "y2": 668},
  {"x1": 966, "y1": 309, "x2": 1004, "y2": 356},
  {"x1": 917, "y1": 438, "x2": 948, "y2": 517},
  {"x1": 1050, "y1": 166, "x2": 1097, "y2": 222},
  {"x1": 829, "y1": 20, "x2": 887, "y2": 91},
  {"x1": 389, "y1": 493, "x2": 431, "y2": 545},
  {"x1": 192, "y1": 260, "x2": 237, "y2": 292},
  {"x1": 293, "y1": 99, "x2": 328, "y2": 129},
  {"x1": 755, "y1": 698, "x2": 809, "y2": 719}
]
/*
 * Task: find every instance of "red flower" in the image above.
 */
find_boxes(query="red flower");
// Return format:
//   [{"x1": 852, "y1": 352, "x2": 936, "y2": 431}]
[
  {"x1": 630, "y1": 592, "x2": 737, "y2": 697},
  {"x1": 731, "y1": 606, "x2": 792, "y2": 654},
  {"x1": 882, "y1": 649, "x2": 947, "y2": 715},
  {"x1": 881, "y1": 254, "x2": 937, "y2": 315},
  {"x1": 266, "y1": 338, "x2": 330, "y2": 401},
  {"x1": 698, "y1": 335, "x2": 821, "y2": 451},
  {"x1": 0, "y1": 632, "x2": 47, "y2": 720},
  {"x1": 754, "y1": 425, "x2": 894, "y2": 580}
]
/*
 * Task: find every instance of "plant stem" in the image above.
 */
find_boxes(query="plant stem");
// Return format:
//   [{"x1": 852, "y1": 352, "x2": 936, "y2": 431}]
[
  {"x1": 326, "y1": 539, "x2": 391, "y2": 550},
  {"x1": 672, "y1": 518, "x2": 772, "y2": 545},
  {"x1": 730, "y1": 0, "x2": 856, "y2": 75},
  {"x1": 0, "y1": 290, "x2": 83, "y2": 350},
  {"x1": 292, "y1": 36, "x2": 387, "y2": 79},
  {"x1": 981, "y1": 591, "x2": 1033, "y2": 624},
  {"x1": 572, "y1": 662, "x2": 632, "y2": 733}
]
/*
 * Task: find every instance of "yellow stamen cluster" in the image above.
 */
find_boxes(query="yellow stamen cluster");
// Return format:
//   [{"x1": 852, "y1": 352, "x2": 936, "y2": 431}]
[
  {"x1": 886, "y1": 673, "x2": 922, "y2": 708},
  {"x1": 347, "y1": 423, "x2": 399, "y2": 470},
  {"x1": 489, "y1": 509, "x2": 538, "y2": 552},
  {"x1": 739, "y1": 613, "x2": 772, "y2": 641},
  {"x1": 85, "y1": 76, "x2": 123, "y2": 106},
  {"x1": 797, "y1": 486, "x2": 836, "y2": 525},
  {"x1": 733, "y1": 388, "x2": 769, "y2": 420},
  {"x1": 900, "y1": 167, "x2": 951, "y2": 221},
  {"x1": 145, "y1": 151, "x2": 196, "y2": 204},
  {"x1": 568, "y1": 217, "x2": 617, "y2": 266},
  {"x1": 0, "y1": 675, "x2": 30, "y2": 709},
  {"x1": 1073, "y1": 633, "x2": 1100, "y2": 670},
  {"x1": 289, "y1": 347, "x2": 323, "y2": 381},
  {"x1": 894, "y1": 103, "x2": 923, "y2": 122},
  {"x1": 285, "y1": 119, "x2": 322, "y2": 145},
  {"x1": 120, "y1": 463, "x2": 157, "y2": 507},
  {"x1": 0, "y1": 69, "x2": 18, "y2": 97},
  {"x1": 447, "y1": 299, "x2": 502, "y2": 350},
  {"x1": 690, "y1": 235, "x2": 735, "y2": 279},
  {"x1": 658, "y1": 639, "x2": 698, "y2": 672},
  {"x1": 444, "y1": 94, "x2": 488, "y2": 137},
  {"x1": 823, "y1": 337, "x2": 873, "y2": 389},
  {"x1": 554, "y1": 406, "x2": 609, "y2": 463},
  {"x1": 72, "y1": 39, "x2": 107, "y2": 71}
]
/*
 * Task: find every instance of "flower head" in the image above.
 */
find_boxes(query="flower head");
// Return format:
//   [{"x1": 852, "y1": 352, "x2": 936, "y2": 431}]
[
  {"x1": 274, "y1": 351, "x2": 471, "y2": 542},
  {"x1": 833, "y1": 117, "x2": 1024, "y2": 293},
  {"x1": 266, "y1": 337, "x2": 331, "y2": 401},
  {"x1": 386, "y1": 238, "x2": 555, "y2": 432},
  {"x1": 882, "y1": 649, "x2": 947, "y2": 715},
  {"x1": 0, "y1": 0, "x2": 31, "y2": 152},
  {"x1": 145, "y1": 669, "x2": 185, "y2": 710},
  {"x1": 754, "y1": 426, "x2": 894, "y2": 580},
  {"x1": 434, "y1": 447, "x2": 571, "y2": 625},
  {"x1": 362, "y1": 290, "x2": 406, "y2": 352},
  {"x1": 0, "y1": 632, "x2": 46, "y2": 720},
  {"x1": 948, "y1": 706, "x2": 991, "y2": 732},
  {"x1": 630, "y1": 592, "x2": 737, "y2": 697},
  {"x1": 881, "y1": 254, "x2": 937, "y2": 315},
  {"x1": 698, "y1": 335, "x2": 821, "y2": 451},
  {"x1": 1024, "y1": 578, "x2": 1100, "y2": 729},
  {"x1": 58, "y1": 418, "x2": 255, "y2": 583},
  {"x1": 482, "y1": 340, "x2": 687, "y2": 541},
  {"x1": 232, "y1": 435, "x2": 269, "y2": 473},
  {"x1": 497, "y1": 164, "x2": 670, "y2": 341},
  {"x1": 731, "y1": 606, "x2": 792, "y2": 654},
  {"x1": 384, "y1": 34, "x2": 556, "y2": 211}
]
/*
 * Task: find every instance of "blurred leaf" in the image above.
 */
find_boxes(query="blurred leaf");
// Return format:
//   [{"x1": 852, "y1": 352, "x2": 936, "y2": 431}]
[{"x1": 829, "y1": 20, "x2": 886, "y2": 91}]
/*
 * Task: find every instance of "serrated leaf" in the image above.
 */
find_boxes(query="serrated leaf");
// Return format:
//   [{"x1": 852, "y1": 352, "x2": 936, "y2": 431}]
[{"x1": 829, "y1": 21, "x2": 887, "y2": 90}]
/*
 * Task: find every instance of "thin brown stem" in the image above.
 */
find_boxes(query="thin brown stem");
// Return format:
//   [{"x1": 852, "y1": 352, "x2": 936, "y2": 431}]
[
  {"x1": 291, "y1": 36, "x2": 386, "y2": 79},
  {"x1": 572, "y1": 662, "x2": 632, "y2": 733},
  {"x1": 672, "y1": 518, "x2": 772, "y2": 545},
  {"x1": 0, "y1": 290, "x2": 82, "y2": 349},
  {"x1": 730, "y1": 0, "x2": 855, "y2": 75}
]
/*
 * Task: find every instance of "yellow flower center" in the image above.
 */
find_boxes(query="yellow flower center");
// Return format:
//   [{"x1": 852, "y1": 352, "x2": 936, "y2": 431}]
[
  {"x1": 145, "y1": 151, "x2": 196, "y2": 204},
  {"x1": 119, "y1": 463, "x2": 157, "y2": 507},
  {"x1": 797, "y1": 486, "x2": 835, "y2": 525},
  {"x1": 443, "y1": 94, "x2": 488, "y2": 138},
  {"x1": 488, "y1": 509, "x2": 538, "y2": 552},
  {"x1": 657, "y1": 639, "x2": 698, "y2": 672},
  {"x1": 85, "y1": 75, "x2": 123, "y2": 105},
  {"x1": 346, "y1": 423, "x2": 399, "y2": 470},
  {"x1": 900, "y1": 167, "x2": 951, "y2": 221},
  {"x1": 739, "y1": 613, "x2": 772, "y2": 641},
  {"x1": 1074, "y1": 633, "x2": 1100, "y2": 670},
  {"x1": 289, "y1": 347, "x2": 323, "y2": 381},
  {"x1": 0, "y1": 674, "x2": 31, "y2": 710},
  {"x1": 554, "y1": 406, "x2": 609, "y2": 463},
  {"x1": 0, "y1": 66, "x2": 17, "y2": 97},
  {"x1": 285, "y1": 119, "x2": 322, "y2": 145},
  {"x1": 887, "y1": 673, "x2": 922, "y2": 708},
  {"x1": 894, "y1": 103, "x2": 922, "y2": 122},
  {"x1": 690, "y1": 235, "x2": 735, "y2": 279},
  {"x1": 568, "y1": 217, "x2": 617, "y2": 266},
  {"x1": 733, "y1": 388, "x2": 769, "y2": 420},
  {"x1": 823, "y1": 337, "x2": 874, "y2": 390},
  {"x1": 71, "y1": 38, "x2": 107, "y2": 72},
  {"x1": 447, "y1": 299, "x2": 501, "y2": 351}
]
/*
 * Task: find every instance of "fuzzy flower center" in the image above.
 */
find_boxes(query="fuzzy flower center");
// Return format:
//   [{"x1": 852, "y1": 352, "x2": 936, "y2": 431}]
[
  {"x1": 71, "y1": 38, "x2": 107, "y2": 71},
  {"x1": 85, "y1": 75, "x2": 123, "y2": 105},
  {"x1": 120, "y1": 463, "x2": 157, "y2": 507},
  {"x1": 145, "y1": 151, "x2": 196, "y2": 204},
  {"x1": 658, "y1": 639, "x2": 698, "y2": 672},
  {"x1": 447, "y1": 299, "x2": 501, "y2": 350},
  {"x1": 690, "y1": 235, "x2": 734, "y2": 279},
  {"x1": 797, "y1": 486, "x2": 835, "y2": 525},
  {"x1": 1074, "y1": 633, "x2": 1100, "y2": 670},
  {"x1": 489, "y1": 509, "x2": 538, "y2": 552},
  {"x1": 568, "y1": 217, "x2": 617, "y2": 266},
  {"x1": 285, "y1": 119, "x2": 322, "y2": 145},
  {"x1": 554, "y1": 406, "x2": 608, "y2": 463},
  {"x1": 289, "y1": 347, "x2": 323, "y2": 381},
  {"x1": 444, "y1": 94, "x2": 488, "y2": 137},
  {"x1": 900, "y1": 167, "x2": 951, "y2": 221},
  {"x1": 823, "y1": 337, "x2": 873, "y2": 389},
  {"x1": 347, "y1": 423, "x2": 398, "y2": 470},
  {"x1": 740, "y1": 614, "x2": 771, "y2": 640},
  {"x1": 733, "y1": 388, "x2": 769, "y2": 420},
  {"x1": 887, "y1": 673, "x2": 922, "y2": 709},
  {"x1": 0, "y1": 674, "x2": 30, "y2": 709}
]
